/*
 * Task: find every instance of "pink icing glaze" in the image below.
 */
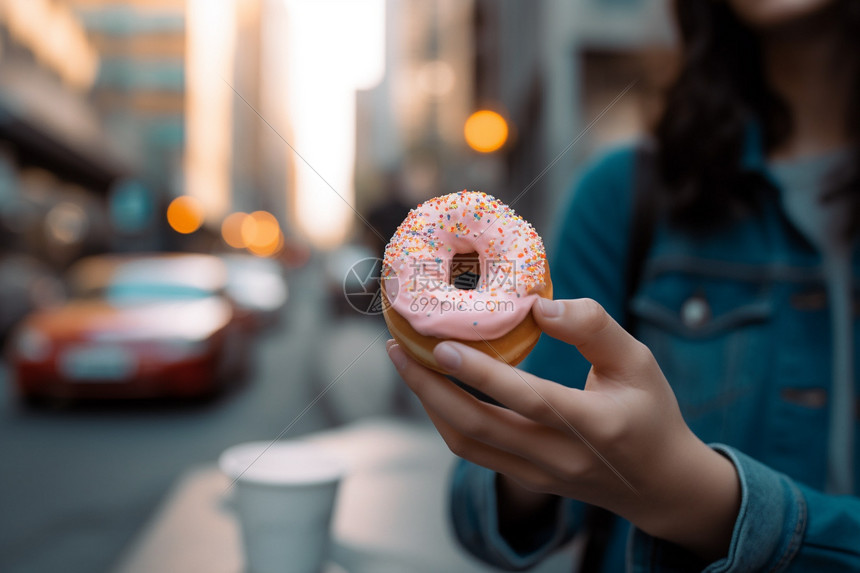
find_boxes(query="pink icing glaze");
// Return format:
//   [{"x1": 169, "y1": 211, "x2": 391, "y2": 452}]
[{"x1": 382, "y1": 190, "x2": 547, "y2": 340}]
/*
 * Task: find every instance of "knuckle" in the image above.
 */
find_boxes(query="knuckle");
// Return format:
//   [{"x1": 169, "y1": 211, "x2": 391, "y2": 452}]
[
  {"x1": 523, "y1": 396, "x2": 552, "y2": 421},
  {"x1": 594, "y1": 414, "x2": 628, "y2": 445},
  {"x1": 519, "y1": 473, "x2": 553, "y2": 494},
  {"x1": 631, "y1": 341, "x2": 656, "y2": 367},
  {"x1": 578, "y1": 298, "x2": 610, "y2": 334},
  {"x1": 403, "y1": 372, "x2": 424, "y2": 394},
  {"x1": 460, "y1": 414, "x2": 490, "y2": 440},
  {"x1": 467, "y1": 360, "x2": 495, "y2": 391},
  {"x1": 444, "y1": 434, "x2": 469, "y2": 458},
  {"x1": 555, "y1": 459, "x2": 587, "y2": 483},
  {"x1": 398, "y1": 362, "x2": 425, "y2": 392}
]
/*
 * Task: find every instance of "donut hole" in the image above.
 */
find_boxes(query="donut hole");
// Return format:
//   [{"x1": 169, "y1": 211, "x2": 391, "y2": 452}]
[{"x1": 451, "y1": 251, "x2": 481, "y2": 290}]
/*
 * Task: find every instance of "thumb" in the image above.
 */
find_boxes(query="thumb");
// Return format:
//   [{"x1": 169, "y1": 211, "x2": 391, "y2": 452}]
[{"x1": 533, "y1": 297, "x2": 651, "y2": 378}]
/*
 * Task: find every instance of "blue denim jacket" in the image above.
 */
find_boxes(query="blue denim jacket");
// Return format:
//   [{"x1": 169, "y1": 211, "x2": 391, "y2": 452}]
[{"x1": 449, "y1": 139, "x2": 860, "y2": 571}]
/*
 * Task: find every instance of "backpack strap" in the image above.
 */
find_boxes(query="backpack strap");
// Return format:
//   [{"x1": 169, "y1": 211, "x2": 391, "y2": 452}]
[{"x1": 578, "y1": 143, "x2": 659, "y2": 571}]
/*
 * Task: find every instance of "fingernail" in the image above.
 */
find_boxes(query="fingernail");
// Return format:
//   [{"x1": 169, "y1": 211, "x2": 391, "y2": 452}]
[
  {"x1": 433, "y1": 342, "x2": 462, "y2": 371},
  {"x1": 537, "y1": 297, "x2": 563, "y2": 318},
  {"x1": 385, "y1": 339, "x2": 395, "y2": 351},
  {"x1": 387, "y1": 344, "x2": 407, "y2": 371}
]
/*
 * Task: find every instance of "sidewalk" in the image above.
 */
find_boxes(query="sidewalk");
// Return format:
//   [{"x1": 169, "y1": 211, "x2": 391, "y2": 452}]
[{"x1": 111, "y1": 418, "x2": 576, "y2": 573}]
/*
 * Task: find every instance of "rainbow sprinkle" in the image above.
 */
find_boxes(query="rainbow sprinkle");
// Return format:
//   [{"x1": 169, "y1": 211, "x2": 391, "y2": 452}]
[{"x1": 382, "y1": 190, "x2": 547, "y2": 295}]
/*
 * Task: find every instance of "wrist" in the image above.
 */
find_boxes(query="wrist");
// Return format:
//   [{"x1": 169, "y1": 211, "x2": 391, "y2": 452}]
[{"x1": 633, "y1": 433, "x2": 741, "y2": 561}]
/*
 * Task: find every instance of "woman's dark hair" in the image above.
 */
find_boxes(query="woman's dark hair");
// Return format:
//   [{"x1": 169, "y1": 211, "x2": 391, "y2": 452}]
[{"x1": 655, "y1": 0, "x2": 860, "y2": 234}]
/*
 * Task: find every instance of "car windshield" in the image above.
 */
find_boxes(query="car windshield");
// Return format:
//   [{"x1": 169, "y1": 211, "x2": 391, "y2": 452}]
[{"x1": 104, "y1": 283, "x2": 213, "y2": 303}]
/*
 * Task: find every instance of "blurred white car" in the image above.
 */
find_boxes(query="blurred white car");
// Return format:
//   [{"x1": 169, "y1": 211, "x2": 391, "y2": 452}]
[{"x1": 220, "y1": 254, "x2": 288, "y2": 330}]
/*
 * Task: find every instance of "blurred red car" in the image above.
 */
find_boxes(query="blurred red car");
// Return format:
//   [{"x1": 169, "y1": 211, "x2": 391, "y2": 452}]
[{"x1": 9, "y1": 253, "x2": 248, "y2": 402}]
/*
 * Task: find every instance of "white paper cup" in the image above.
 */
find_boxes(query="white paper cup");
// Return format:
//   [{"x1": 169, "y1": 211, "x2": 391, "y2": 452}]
[{"x1": 219, "y1": 441, "x2": 347, "y2": 573}]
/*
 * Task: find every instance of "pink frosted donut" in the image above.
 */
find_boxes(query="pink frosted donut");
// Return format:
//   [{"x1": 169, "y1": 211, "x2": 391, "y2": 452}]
[{"x1": 381, "y1": 190, "x2": 552, "y2": 373}]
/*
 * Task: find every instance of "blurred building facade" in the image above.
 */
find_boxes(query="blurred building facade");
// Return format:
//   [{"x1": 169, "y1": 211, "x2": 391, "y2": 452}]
[
  {"x1": 68, "y1": 0, "x2": 187, "y2": 251},
  {"x1": 0, "y1": 0, "x2": 679, "y2": 265},
  {"x1": 3, "y1": 0, "x2": 294, "y2": 256},
  {"x1": 351, "y1": 0, "x2": 674, "y2": 242},
  {"x1": 0, "y1": 0, "x2": 129, "y2": 266},
  {"x1": 72, "y1": 0, "x2": 185, "y2": 188},
  {"x1": 356, "y1": 0, "x2": 477, "y2": 209},
  {"x1": 468, "y1": 0, "x2": 674, "y2": 231}
]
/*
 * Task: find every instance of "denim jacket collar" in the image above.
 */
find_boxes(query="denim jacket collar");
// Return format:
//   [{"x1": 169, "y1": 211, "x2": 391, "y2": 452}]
[{"x1": 741, "y1": 120, "x2": 860, "y2": 266}]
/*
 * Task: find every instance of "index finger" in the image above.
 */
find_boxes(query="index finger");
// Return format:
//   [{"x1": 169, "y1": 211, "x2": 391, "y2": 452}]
[{"x1": 432, "y1": 340, "x2": 605, "y2": 432}]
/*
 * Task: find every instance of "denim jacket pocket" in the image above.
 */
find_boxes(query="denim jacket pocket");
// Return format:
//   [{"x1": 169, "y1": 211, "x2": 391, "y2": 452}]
[{"x1": 629, "y1": 271, "x2": 774, "y2": 444}]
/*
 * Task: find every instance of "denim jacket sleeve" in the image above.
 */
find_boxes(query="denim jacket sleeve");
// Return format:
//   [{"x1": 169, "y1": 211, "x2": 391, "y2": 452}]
[
  {"x1": 450, "y1": 459, "x2": 584, "y2": 570},
  {"x1": 448, "y1": 146, "x2": 639, "y2": 569},
  {"x1": 630, "y1": 445, "x2": 860, "y2": 572}
]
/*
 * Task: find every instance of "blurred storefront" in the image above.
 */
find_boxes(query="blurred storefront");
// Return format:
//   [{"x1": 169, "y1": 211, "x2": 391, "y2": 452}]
[{"x1": 0, "y1": 0, "x2": 128, "y2": 261}]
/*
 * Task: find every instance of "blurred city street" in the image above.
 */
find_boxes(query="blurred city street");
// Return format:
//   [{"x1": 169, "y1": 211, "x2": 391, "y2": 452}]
[
  {"x1": 0, "y1": 261, "x2": 398, "y2": 573},
  {"x1": 2, "y1": 0, "x2": 858, "y2": 569}
]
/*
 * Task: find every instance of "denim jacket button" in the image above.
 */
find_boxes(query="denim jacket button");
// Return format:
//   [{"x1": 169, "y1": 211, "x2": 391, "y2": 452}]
[{"x1": 681, "y1": 296, "x2": 710, "y2": 329}]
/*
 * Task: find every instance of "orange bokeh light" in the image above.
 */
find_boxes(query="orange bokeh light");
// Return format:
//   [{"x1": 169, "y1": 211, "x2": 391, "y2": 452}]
[
  {"x1": 241, "y1": 211, "x2": 283, "y2": 257},
  {"x1": 247, "y1": 229, "x2": 283, "y2": 257},
  {"x1": 166, "y1": 196, "x2": 204, "y2": 234},
  {"x1": 464, "y1": 110, "x2": 509, "y2": 153},
  {"x1": 221, "y1": 212, "x2": 250, "y2": 248}
]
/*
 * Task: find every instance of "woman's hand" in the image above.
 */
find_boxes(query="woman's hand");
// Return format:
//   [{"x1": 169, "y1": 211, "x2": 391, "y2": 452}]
[{"x1": 386, "y1": 297, "x2": 740, "y2": 561}]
